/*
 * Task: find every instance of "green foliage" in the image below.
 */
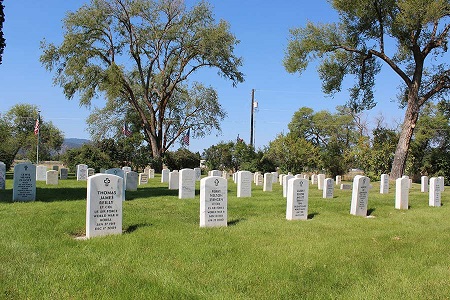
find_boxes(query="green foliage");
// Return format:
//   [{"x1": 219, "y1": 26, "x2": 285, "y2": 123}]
[
  {"x1": 265, "y1": 133, "x2": 319, "y2": 174},
  {"x1": 163, "y1": 148, "x2": 201, "y2": 170},
  {"x1": 61, "y1": 143, "x2": 113, "y2": 172},
  {"x1": 41, "y1": 0, "x2": 243, "y2": 158},
  {"x1": 0, "y1": 104, "x2": 64, "y2": 169},
  {"x1": 284, "y1": 0, "x2": 450, "y2": 178}
]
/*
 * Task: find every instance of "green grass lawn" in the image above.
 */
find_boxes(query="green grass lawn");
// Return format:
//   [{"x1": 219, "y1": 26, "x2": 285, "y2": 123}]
[{"x1": 0, "y1": 176, "x2": 449, "y2": 299}]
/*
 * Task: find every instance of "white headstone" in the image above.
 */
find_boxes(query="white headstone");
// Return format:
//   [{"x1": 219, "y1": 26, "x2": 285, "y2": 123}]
[
  {"x1": 317, "y1": 174, "x2": 326, "y2": 190},
  {"x1": 105, "y1": 168, "x2": 126, "y2": 201},
  {"x1": 77, "y1": 164, "x2": 88, "y2": 181},
  {"x1": 350, "y1": 175, "x2": 370, "y2": 217},
  {"x1": 341, "y1": 184, "x2": 352, "y2": 190},
  {"x1": 59, "y1": 168, "x2": 68, "y2": 180},
  {"x1": 87, "y1": 168, "x2": 95, "y2": 177},
  {"x1": 323, "y1": 178, "x2": 334, "y2": 199},
  {"x1": 194, "y1": 168, "x2": 201, "y2": 181},
  {"x1": 13, "y1": 163, "x2": 36, "y2": 202},
  {"x1": 283, "y1": 174, "x2": 294, "y2": 198},
  {"x1": 286, "y1": 178, "x2": 309, "y2": 220},
  {"x1": 303, "y1": 174, "x2": 309, "y2": 181},
  {"x1": 311, "y1": 174, "x2": 318, "y2": 185},
  {"x1": 438, "y1": 176, "x2": 445, "y2": 192},
  {"x1": 429, "y1": 177, "x2": 442, "y2": 207},
  {"x1": 237, "y1": 170, "x2": 252, "y2": 198},
  {"x1": 255, "y1": 174, "x2": 263, "y2": 186},
  {"x1": 0, "y1": 161, "x2": 6, "y2": 190},
  {"x1": 335, "y1": 175, "x2": 342, "y2": 186},
  {"x1": 86, "y1": 174, "x2": 123, "y2": 238},
  {"x1": 395, "y1": 177, "x2": 409, "y2": 210},
  {"x1": 421, "y1": 176, "x2": 429, "y2": 193},
  {"x1": 271, "y1": 172, "x2": 278, "y2": 183},
  {"x1": 380, "y1": 174, "x2": 389, "y2": 194},
  {"x1": 179, "y1": 168, "x2": 195, "y2": 199},
  {"x1": 36, "y1": 165, "x2": 47, "y2": 181},
  {"x1": 210, "y1": 170, "x2": 221, "y2": 177},
  {"x1": 200, "y1": 176, "x2": 227, "y2": 227},
  {"x1": 46, "y1": 170, "x2": 58, "y2": 185},
  {"x1": 122, "y1": 166, "x2": 132, "y2": 173},
  {"x1": 161, "y1": 169, "x2": 170, "y2": 183},
  {"x1": 126, "y1": 171, "x2": 138, "y2": 191},
  {"x1": 263, "y1": 173, "x2": 273, "y2": 192},
  {"x1": 222, "y1": 171, "x2": 229, "y2": 180},
  {"x1": 139, "y1": 173, "x2": 148, "y2": 185},
  {"x1": 279, "y1": 174, "x2": 285, "y2": 185},
  {"x1": 148, "y1": 168, "x2": 155, "y2": 179},
  {"x1": 168, "y1": 171, "x2": 179, "y2": 190}
]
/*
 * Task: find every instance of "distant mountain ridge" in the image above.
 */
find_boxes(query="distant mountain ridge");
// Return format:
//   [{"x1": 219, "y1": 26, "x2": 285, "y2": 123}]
[{"x1": 61, "y1": 138, "x2": 91, "y2": 152}]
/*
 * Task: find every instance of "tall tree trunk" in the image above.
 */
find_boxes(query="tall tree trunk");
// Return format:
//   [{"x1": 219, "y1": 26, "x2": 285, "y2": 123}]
[{"x1": 390, "y1": 99, "x2": 420, "y2": 179}]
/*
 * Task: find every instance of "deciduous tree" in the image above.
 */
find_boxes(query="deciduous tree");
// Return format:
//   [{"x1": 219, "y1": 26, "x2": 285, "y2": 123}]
[
  {"x1": 41, "y1": 0, "x2": 243, "y2": 161},
  {"x1": 285, "y1": 0, "x2": 450, "y2": 178}
]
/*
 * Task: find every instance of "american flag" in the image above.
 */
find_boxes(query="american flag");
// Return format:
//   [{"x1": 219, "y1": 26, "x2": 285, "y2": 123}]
[
  {"x1": 122, "y1": 122, "x2": 132, "y2": 137},
  {"x1": 182, "y1": 128, "x2": 190, "y2": 146},
  {"x1": 34, "y1": 118, "x2": 40, "y2": 135}
]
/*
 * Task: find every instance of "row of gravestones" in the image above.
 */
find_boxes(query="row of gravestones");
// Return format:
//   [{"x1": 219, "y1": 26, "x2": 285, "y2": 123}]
[{"x1": 5, "y1": 162, "x2": 158, "y2": 202}]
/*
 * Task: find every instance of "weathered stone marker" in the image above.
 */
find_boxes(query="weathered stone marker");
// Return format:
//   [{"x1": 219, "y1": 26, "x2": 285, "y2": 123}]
[
  {"x1": 161, "y1": 169, "x2": 169, "y2": 183},
  {"x1": 263, "y1": 173, "x2": 273, "y2": 192},
  {"x1": 179, "y1": 168, "x2": 195, "y2": 199},
  {"x1": 350, "y1": 175, "x2": 370, "y2": 217},
  {"x1": 380, "y1": 174, "x2": 389, "y2": 194},
  {"x1": 286, "y1": 178, "x2": 309, "y2": 220},
  {"x1": 77, "y1": 164, "x2": 88, "y2": 181},
  {"x1": 46, "y1": 170, "x2": 58, "y2": 185},
  {"x1": 323, "y1": 178, "x2": 334, "y2": 199},
  {"x1": 86, "y1": 174, "x2": 123, "y2": 238},
  {"x1": 421, "y1": 176, "x2": 428, "y2": 193},
  {"x1": 237, "y1": 170, "x2": 252, "y2": 198},
  {"x1": 429, "y1": 177, "x2": 442, "y2": 207},
  {"x1": 13, "y1": 163, "x2": 36, "y2": 202},
  {"x1": 395, "y1": 177, "x2": 409, "y2": 210},
  {"x1": 200, "y1": 176, "x2": 227, "y2": 227}
]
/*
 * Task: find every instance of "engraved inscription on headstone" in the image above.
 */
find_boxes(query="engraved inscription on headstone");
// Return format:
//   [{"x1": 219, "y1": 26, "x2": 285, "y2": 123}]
[
  {"x1": 139, "y1": 173, "x2": 148, "y2": 185},
  {"x1": 77, "y1": 164, "x2": 88, "y2": 181},
  {"x1": 350, "y1": 175, "x2": 370, "y2": 217},
  {"x1": 237, "y1": 170, "x2": 252, "y2": 198},
  {"x1": 200, "y1": 176, "x2": 227, "y2": 227},
  {"x1": 395, "y1": 177, "x2": 409, "y2": 210},
  {"x1": 429, "y1": 177, "x2": 441, "y2": 207},
  {"x1": 13, "y1": 163, "x2": 36, "y2": 202},
  {"x1": 60, "y1": 168, "x2": 68, "y2": 180},
  {"x1": 286, "y1": 178, "x2": 309, "y2": 220},
  {"x1": 86, "y1": 174, "x2": 123, "y2": 238},
  {"x1": 380, "y1": 174, "x2": 389, "y2": 194},
  {"x1": 323, "y1": 178, "x2": 334, "y2": 199},
  {"x1": 179, "y1": 168, "x2": 195, "y2": 199}
]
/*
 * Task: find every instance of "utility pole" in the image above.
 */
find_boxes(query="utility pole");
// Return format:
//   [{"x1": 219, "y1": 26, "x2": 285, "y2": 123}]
[
  {"x1": 250, "y1": 89, "x2": 255, "y2": 147},
  {"x1": 36, "y1": 110, "x2": 41, "y2": 164}
]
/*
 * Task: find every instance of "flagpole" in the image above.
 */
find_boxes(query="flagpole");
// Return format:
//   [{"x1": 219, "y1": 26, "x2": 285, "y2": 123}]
[{"x1": 36, "y1": 110, "x2": 40, "y2": 165}]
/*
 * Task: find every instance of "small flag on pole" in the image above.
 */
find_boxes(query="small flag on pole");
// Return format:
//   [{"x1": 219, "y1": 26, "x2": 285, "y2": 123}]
[
  {"x1": 122, "y1": 122, "x2": 132, "y2": 137},
  {"x1": 182, "y1": 128, "x2": 190, "y2": 146},
  {"x1": 34, "y1": 118, "x2": 40, "y2": 135}
]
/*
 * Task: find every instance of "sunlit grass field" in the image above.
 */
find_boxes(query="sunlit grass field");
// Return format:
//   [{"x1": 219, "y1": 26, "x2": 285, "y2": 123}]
[{"x1": 0, "y1": 175, "x2": 449, "y2": 299}]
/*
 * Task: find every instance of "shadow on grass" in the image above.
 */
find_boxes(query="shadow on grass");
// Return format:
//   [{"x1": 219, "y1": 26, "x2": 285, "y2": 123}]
[
  {"x1": 228, "y1": 218, "x2": 246, "y2": 226},
  {"x1": 308, "y1": 212, "x2": 319, "y2": 219},
  {"x1": 0, "y1": 186, "x2": 191, "y2": 203},
  {"x1": 367, "y1": 208, "x2": 376, "y2": 216},
  {"x1": 124, "y1": 223, "x2": 153, "y2": 233}
]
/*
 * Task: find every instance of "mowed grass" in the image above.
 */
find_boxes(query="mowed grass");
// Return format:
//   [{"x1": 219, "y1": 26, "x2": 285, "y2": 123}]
[{"x1": 0, "y1": 175, "x2": 449, "y2": 299}]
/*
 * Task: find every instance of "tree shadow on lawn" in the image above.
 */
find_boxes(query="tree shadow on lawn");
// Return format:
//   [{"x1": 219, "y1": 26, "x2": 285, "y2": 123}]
[
  {"x1": 228, "y1": 218, "x2": 246, "y2": 226},
  {"x1": 124, "y1": 223, "x2": 153, "y2": 233},
  {"x1": 126, "y1": 186, "x2": 199, "y2": 200},
  {"x1": 0, "y1": 187, "x2": 88, "y2": 203}
]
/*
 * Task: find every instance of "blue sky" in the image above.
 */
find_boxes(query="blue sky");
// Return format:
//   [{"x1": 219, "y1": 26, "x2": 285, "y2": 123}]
[{"x1": 0, "y1": 0, "x2": 404, "y2": 154}]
